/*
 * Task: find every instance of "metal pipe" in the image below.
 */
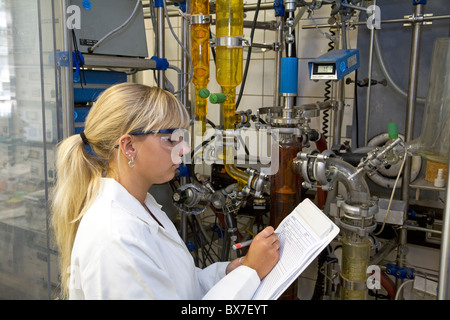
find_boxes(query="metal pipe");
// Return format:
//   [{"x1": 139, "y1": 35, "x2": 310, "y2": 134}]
[
  {"x1": 301, "y1": 14, "x2": 450, "y2": 29},
  {"x1": 180, "y1": 1, "x2": 190, "y2": 243},
  {"x1": 157, "y1": 5, "x2": 165, "y2": 89},
  {"x1": 61, "y1": 0, "x2": 74, "y2": 138},
  {"x1": 145, "y1": 2, "x2": 276, "y2": 18},
  {"x1": 364, "y1": 0, "x2": 376, "y2": 145},
  {"x1": 82, "y1": 54, "x2": 157, "y2": 69},
  {"x1": 333, "y1": 15, "x2": 347, "y2": 147},
  {"x1": 398, "y1": 2, "x2": 425, "y2": 294},
  {"x1": 274, "y1": 16, "x2": 283, "y2": 107},
  {"x1": 438, "y1": 152, "x2": 450, "y2": 300}
]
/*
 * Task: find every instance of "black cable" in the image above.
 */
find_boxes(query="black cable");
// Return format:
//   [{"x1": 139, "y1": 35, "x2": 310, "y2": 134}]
[
  {"x1": 71, "y1": 29, "x2": 86, "y2": 87},
  {"x1": 209, "y1": 29, "x2": 216, "y2": 64},
  {"x1": 236, "y1": 0, "x2": 262, "y2": 110},
  {"x1": 322, "y1": 28, "x2": 335, "y2": 138}
]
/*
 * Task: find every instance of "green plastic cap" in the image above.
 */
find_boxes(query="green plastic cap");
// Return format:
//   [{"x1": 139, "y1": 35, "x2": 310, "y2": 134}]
[
  {"x1": 209, "y1": 93, "x2": 226, "y2": 104},
  {"x1": 198, "y1": 88, "x2": 210, "y2": 98},
  {"x1": 388, "y1": 122, "x2": 398, "y2": 139}
]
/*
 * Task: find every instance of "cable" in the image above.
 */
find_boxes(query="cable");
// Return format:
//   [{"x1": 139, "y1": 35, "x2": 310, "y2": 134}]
[
  {"x1": 88, "y1": 0, "x2": 141, "y2": 53},
  {"x1": 373, "y1": 146, "x2": 408, "y2": 236},
  {"x1": 394, "y1": 279, "x2": 414, "y2": 300},
  {"x1": 322, "y1": 27, "x2": 335, "y2": 138},
  {"x1": 236, "y1": 0, "x2": 262, "y2": 110}
]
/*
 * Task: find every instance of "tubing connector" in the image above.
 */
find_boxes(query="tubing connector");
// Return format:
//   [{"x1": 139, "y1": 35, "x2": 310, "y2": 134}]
[{"x1": 335, "y1": 195, "x2": 378, "y2": 237}]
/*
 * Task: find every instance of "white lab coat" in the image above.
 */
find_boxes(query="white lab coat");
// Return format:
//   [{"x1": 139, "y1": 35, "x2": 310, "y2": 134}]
[{"x1": 69, "y1": 178, "x2": 260, "y2": 300}]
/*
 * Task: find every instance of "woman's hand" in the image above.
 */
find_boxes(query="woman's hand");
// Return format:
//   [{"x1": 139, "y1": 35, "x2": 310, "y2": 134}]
[{"x1": 226, "y1": 226, "x2": 280, "y2": 280}]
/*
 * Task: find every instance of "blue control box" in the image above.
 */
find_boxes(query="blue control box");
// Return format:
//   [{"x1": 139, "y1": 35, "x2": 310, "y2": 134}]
[{"x1": 308, "y1": 49, "x2": 360, "y2": 81}]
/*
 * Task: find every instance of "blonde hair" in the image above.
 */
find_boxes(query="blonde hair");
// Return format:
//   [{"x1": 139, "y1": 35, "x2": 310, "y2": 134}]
[{"x1": 51, "y1": 83, "x2": 189, "y2": 298}]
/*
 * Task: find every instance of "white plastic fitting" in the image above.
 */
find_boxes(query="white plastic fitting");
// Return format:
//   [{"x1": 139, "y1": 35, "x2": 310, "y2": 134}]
[{"x1": 434, "y1": 168, "x2": 445, "y2": 188}]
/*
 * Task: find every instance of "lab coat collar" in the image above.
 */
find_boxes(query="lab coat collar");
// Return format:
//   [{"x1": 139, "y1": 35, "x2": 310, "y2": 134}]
[{"x1": 99, "y1": 178, "x2": 184, "y2": 246}]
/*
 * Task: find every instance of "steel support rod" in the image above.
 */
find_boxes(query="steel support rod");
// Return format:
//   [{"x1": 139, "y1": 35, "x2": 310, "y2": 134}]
[
  {"x1": 398, "y1": 2, "x2": 425, "y2": 294},
  {"x1": 157, "y1": 5, "x2": 165, "y2": 89},
  {"x1": 364, "y1": 0, "x2": 376, "y2": 145},
  {"x1": 61, "y1": 0, "x2": 74, "y2": 138},
  {"x1": 438, "y1": 152, "x2": 450, "y2": 300}
]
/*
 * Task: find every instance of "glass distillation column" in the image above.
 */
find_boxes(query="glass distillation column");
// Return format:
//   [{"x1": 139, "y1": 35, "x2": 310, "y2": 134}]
[
  {"x1": 190, "y1": 0, "x2": 210, "y2": 136},
  {"x1": 215, "y1": 0, "x2": 250, "y2": 187},
  {"x1": 407, "y1": 38, "x2": 450, "y2": 165},
  {"x1": 340, "y1": 213, "x2": 372, "y2": 300}
]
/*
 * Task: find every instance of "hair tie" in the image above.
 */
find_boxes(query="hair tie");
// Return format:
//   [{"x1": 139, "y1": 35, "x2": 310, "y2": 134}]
[{"x1": 80, "y1": 131, "x2": 89, "y2": 146}]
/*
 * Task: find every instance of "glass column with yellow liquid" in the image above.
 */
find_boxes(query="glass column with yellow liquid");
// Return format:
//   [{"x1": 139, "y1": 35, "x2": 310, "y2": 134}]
[
  {"x1": 215, "y1": 0, "x2": 249, "y2": 187},
  {"x1": 190, "y1": 0, "x2": 210, "y2": 136},
  {"x1": 340, "y1": 216, "x2": 371, "y2": 300}
]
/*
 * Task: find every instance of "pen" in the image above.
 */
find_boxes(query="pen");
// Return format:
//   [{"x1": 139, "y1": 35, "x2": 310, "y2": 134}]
[{"x1": 232, "y1": 239, "x2": 253, "y2": 250}]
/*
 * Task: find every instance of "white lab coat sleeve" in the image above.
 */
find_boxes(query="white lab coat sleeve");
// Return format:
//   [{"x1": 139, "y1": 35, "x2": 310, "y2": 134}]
[
  {"x1": 195, "y1": 262, "x2": 228, "y2": 294},
  {"x1": 202, "y1": 266, "x2": 261, "y2": 300},
  {"x1": 78, "y1": 234, "x2": 180, "y2": 300}
]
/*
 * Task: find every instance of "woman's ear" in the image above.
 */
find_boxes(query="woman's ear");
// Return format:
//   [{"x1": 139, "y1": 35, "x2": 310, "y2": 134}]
[{"x1": 118, "y1": 134, "x2": 135, "y2": 159}]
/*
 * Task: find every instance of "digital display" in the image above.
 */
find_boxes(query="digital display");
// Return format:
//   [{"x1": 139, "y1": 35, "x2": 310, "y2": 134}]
[{"x1": 317, "y1": 65, "x2": 334, "y2": 74}]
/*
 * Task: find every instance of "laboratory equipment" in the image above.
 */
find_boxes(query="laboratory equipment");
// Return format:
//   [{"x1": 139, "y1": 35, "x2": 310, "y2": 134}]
[
  {"x1": 308, "y1": 49, "x2": 360, "y2": 81},
  {"x1": 407, "y1": 38, "x2": 450, "y2": 164},
  {"x1": 69, "y1": 0, "x2": 148, "y2": 57}
]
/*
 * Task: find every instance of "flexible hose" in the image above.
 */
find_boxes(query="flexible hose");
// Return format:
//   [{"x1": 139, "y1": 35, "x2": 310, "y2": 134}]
[
  {"x1": 374, "y1": 31, "x2": 426, "y2": 104},
  {"x1": 88, "y1": 0, "x2": 141, "y2": 53}
]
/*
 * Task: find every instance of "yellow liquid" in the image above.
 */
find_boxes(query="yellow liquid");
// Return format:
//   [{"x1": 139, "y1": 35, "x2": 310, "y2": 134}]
[
  {"x1": 191, "y1": 0, "x2": 210, "y2": 135},
  {"x1": 215, "y1": 0, "x2": 243, "y2": 90},
  {"x1": 341, "y1": 231, "x2": 371, "y2": 300}
]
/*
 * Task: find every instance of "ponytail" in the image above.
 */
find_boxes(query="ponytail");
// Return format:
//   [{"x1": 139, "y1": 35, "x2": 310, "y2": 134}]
[{"x1": 51, "y1": 134, "x2": 104, "y2": 298}]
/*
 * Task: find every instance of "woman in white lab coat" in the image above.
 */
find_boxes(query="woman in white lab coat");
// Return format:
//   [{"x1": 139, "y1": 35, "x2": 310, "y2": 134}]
[{"x1": 51, "y1": 83, "x2": 280, "y2": 299}]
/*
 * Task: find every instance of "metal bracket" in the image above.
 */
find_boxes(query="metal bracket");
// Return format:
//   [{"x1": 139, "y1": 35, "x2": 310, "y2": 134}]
[
  {"x1": 340, "y1": 274, "x2": 368, "y2": 291},
  {"x1": 212, "y1": 35, "x2": 250, "y2": 48},
  {"x1": 56, "y1": 50, "x2": 70, "y2": 67},
  {"x1": 403, "y1": 13, "x2": 433, "y2": 26},
  {"x1": 190, "y1": 14, "x2": 211, "y2": 24}
]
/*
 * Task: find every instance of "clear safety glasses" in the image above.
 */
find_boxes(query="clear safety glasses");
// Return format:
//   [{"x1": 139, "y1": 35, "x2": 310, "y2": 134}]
[{"x1": 129, "y1": 128, "x2": 185, "y2": 150}]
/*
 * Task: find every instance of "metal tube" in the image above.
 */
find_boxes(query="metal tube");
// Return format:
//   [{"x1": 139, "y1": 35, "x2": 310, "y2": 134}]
[
  {"x1": 401, "y1": 3, "x2": 424, "y2": 222},
  {"x1": 301, "y1": 14, "x2": 450, "y2": 29},
  {"x1": 61, "y1": 0, "x2": 74, "y2": 138},
  {"x1": 82, "y1": 54, "x2": 157, "y2": 69},
  {"x1": 398, "y1": 3, "x2": 425, "y2": 294},
  {"x1": 438, "y1": 152, "x2": 450, "y2": 300},
  {"x1": 180, "y1": 2, "x2": 189, "y2": 243},
  {"x1": 274, "y1": 16, "x2": 283, "y2": 107},
  {"x1": 364, "y1": 0, "x2": 376, "y2": 145},
  {"x1": 157, "y1": 5, "x2": 165, "y2": 89},
  {"x1": 333, "y1": 16, "x2": 346, "y2": 147}
]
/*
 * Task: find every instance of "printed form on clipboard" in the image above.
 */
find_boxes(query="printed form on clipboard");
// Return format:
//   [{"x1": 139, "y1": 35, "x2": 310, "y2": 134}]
[{"x1": 252, "y1": 198, "x2": 340, "y2": 300}]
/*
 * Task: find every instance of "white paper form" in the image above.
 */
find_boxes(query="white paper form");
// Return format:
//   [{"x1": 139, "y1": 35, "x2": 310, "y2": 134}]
[{"x1": 252, "y1": 198, "x2": 339, "y2": 300}]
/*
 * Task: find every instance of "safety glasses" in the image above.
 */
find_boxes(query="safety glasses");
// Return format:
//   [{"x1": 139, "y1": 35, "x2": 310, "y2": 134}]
[{"x1": 125, "y1": 128, "x2": 186, "y2": 150}]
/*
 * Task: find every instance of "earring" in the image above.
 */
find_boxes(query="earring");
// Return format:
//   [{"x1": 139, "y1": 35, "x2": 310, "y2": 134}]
[{"x1": 128, "y1": 156, "x2": 135, "y2": 168}]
